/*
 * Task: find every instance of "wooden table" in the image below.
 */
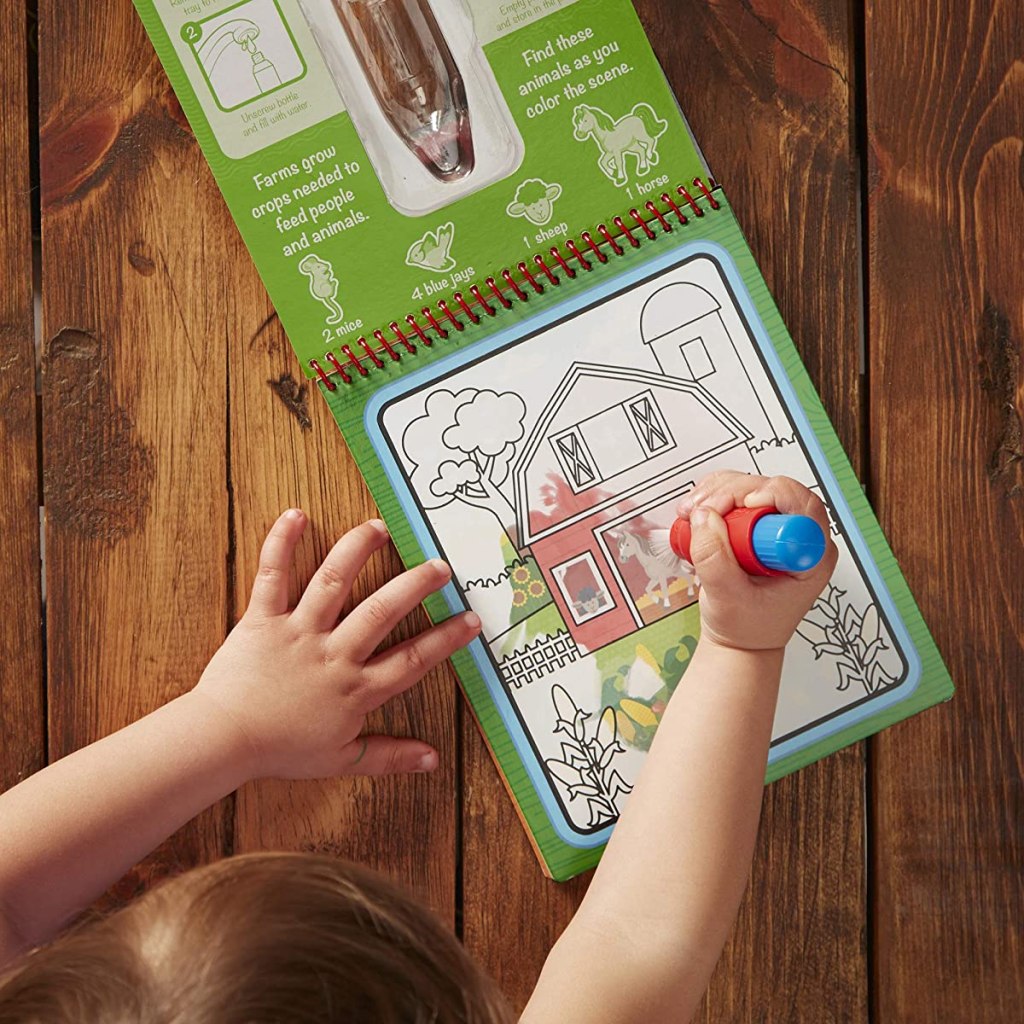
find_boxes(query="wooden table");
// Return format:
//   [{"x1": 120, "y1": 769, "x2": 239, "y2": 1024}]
[{"x1": 2, "y1": 1, "x2": 1022, "y2": 1018}]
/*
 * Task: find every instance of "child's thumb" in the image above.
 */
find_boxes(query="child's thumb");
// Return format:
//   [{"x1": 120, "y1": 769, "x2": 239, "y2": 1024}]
[{"x1": 688, "y1": 508, "x2": 743, "y2": 589}]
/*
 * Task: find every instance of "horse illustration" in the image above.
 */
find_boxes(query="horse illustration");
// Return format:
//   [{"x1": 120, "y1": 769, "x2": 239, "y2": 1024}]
[
  {"x1": 617, "y1": 528, "x2": 697, "y2": 609},
  {"x1": 572, "y1": 103, "x2": 669, "y2": 186}
]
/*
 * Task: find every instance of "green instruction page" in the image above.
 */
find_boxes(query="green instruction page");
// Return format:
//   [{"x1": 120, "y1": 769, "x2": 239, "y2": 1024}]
[{"x1": 132, "y1": 0, "x2": 708, "y2": 373}]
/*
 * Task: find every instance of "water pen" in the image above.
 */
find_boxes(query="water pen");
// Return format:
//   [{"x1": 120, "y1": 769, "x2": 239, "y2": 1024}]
[
  {"x1": 661, "y1": 507, "x2": 827, "y2": 577},
  {"x1": 329, "y1": 0, "x2": 475, "y2": 181}
]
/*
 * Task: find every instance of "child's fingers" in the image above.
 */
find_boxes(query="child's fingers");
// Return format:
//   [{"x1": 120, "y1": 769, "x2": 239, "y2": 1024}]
[
  {"x1": 338, "y1": 736, "x2": 439, "y2": 776},
  {"x1": 333, "y1": 560, "x2": 453, "y2": 663},
  {"x1": 688, "y1": 507, "x2": 749, "y2": 592},
  {"x1": 249, "y1": 509, "x2": 307, "y2": 616},
  {"x1": 744, "y1": 476, "x2": 824, "y2": 523},
  {"x1": 292, "y1": 520, "x2": 391, "y2": 631},
  {"x1": 361, "y1": 612, "x2": 482, "y2": 709},
  {"x1": 679, "y1": 470, "x2": 763, "y2": 519}
]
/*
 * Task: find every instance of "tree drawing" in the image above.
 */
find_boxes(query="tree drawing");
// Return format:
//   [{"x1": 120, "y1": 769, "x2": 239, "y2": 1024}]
[
  {"x1": 796, "y1": 584, "x2": 899, "y2": 695},
  {"x1": 545, "y1": 685, "x2": 632, "y2": 829},
  {"x1": 402, "y1": 388, "x2": 527, "y2": 529}
]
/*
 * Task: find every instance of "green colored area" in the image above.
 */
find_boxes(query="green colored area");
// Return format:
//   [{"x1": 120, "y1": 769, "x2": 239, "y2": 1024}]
[
  {"x1": 500, "y1": 537, "x2": 553, "y2": 627},
  {"x1": 596, "y1": 607, "x2": 700, "y2": 751}
]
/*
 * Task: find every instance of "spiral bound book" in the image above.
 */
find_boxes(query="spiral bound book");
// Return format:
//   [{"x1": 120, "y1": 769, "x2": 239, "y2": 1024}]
[{"x1": 134, "y1": 0, "x2": 953, "y2": 879}]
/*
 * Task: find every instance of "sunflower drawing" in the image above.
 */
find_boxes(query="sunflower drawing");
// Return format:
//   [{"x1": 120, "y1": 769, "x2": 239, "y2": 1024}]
[{"x1": 511, "y1": 565, "x2": 532, "y2": 585}]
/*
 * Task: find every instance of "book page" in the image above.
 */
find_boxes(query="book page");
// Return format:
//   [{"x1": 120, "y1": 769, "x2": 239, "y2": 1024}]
[{"x1": 371, "y1": 247, "x2": 915, "y2": 839}]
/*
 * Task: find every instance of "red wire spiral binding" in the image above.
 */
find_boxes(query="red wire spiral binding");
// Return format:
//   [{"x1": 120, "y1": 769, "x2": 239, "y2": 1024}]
[
  {"x1": 613, "y1": 216, "x2": 640, "y2": 248},
  {"x1": 406, "y1": 314, "x2": 432, "y2": 347},
  {"x1": 311, "y1": 178, "x2": 722, "y2": 388},
  {"x1": 390, "y1": 321, "x2": 416, "y2": 354},
  {"x1": 597, "y1": 223, "x2": 624, "y2": 256},
  {"x1": 630, "y1": 208, "x2": 657, "y2": 240},
  {"x1": 582, "y1": 230, "x2": 608, "y2": 264},
  {"x1": 373, "y1": 329, "x2": 400, "y2": 362},
  {"x1": 549, "y1": 246, "x2": 576, "y2": 279},
  {"x1": 565, "y1": 238, "x2": 591, "y2": 272},
  {"x1": 471, "y1": 285, "x2": 497, "y2": 316},
  {"x1": 518, "y1": 261, "x2": 543, "y2": 294}
]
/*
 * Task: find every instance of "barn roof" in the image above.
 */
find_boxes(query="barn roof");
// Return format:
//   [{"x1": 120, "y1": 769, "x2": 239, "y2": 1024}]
[{"x1": 512, "y1": 362, "x2": 751, "y2": 547}]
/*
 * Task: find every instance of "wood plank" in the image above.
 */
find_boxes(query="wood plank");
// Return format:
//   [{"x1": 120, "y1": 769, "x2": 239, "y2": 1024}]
[
  {"x1": 0, "y1": 1, "x2": 45, "y2": 793},
  {"x1": 229, "y1": 297, "x2": 458, "y2": 923},
  {"x1": 463, "y1": 2, "x2": 869, "y2": 1016},
  {"x1": 39, "y1": 0, "x2": 231, "y2": 899},
  {"x1": 867, "y1": 0, "x2": 1024, "y2": 1018},
  {"x1": 640, "y1": 5, "x2": 869, "y2": 1019}
]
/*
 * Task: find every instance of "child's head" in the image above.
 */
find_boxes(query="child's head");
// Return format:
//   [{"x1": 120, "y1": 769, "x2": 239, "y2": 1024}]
[{"x1": 0, "y1": 853, "x2": 513, "y2": 1023}]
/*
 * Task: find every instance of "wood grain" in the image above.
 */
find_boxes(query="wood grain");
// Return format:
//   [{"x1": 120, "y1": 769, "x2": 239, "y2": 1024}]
[
  {"x1": 645, "y1": 2, "x2": 869, "y2": 1021},
  {"x1": 229, "y1": 293, "x2": 458, "y2": 923},
  {"x1": 867, "y1": 0, "x2": 1024, "y2": 1019},
  {"x1": 18, "y1": 0, "x2": 1021, "y2": 1018},
  {"x1": 0, "y1": 2, "x2": 45, "y2": 794},
  {"x1": 39, "y1": 0, "x2": 231, "y2": 897},
  {"x1": 462, "y1": 1, "x2": 869, "y2": 1015}
]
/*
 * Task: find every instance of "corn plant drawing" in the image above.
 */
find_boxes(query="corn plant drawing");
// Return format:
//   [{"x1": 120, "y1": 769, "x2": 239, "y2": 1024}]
[
  {"x1": 796, "y1": 584, "x2": 897, "y2": 695},
  {"x1": 545, "y1": 685, "x2": 632, "y2": 828}
]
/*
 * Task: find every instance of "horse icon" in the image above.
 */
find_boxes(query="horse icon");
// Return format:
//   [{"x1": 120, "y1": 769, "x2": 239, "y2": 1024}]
[
  {"x1": 572, "y1": 103, "x2": 669, "y2": 187},
  {"x1": 617, "y1": 528, "x2": 697, "y2": 609}
]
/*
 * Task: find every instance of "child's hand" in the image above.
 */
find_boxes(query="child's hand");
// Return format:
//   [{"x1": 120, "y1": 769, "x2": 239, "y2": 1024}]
[
  {"x1": 677, "y1": 472, "x2": 838, "y2": 652},
  {"x1": 193, "y1": 510, "x2": 481, "y2": 781}
]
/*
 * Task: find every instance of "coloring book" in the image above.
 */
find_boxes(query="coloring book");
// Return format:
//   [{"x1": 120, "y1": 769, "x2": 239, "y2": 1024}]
[{"x1": 134, "y1": 0, "x2": 954, "y2": 878}]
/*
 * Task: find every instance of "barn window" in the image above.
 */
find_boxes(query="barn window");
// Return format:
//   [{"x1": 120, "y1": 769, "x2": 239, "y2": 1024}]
[
  {"x1": 679, "y1": 337, "x2": 715, "y2": 381},
  {"x1": 552, "y1": 553, "x2": 614, "y2": 625},
  {"x1": 627, "y1": 392, "x2": 672, "y2": 456},
  {"x1": 550, "y1": 428, "x2": 596, "y2": 490}
]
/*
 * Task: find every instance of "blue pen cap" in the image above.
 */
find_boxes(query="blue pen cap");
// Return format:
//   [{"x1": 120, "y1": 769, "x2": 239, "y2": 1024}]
[{"x1": 751, "y1": 515, "x2": 826, "y2": 573}]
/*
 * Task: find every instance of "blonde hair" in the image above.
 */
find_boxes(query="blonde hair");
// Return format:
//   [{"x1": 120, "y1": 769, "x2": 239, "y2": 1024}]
[{"x1": 0, "y1": 853, "x2": 514, "y2": 1024}]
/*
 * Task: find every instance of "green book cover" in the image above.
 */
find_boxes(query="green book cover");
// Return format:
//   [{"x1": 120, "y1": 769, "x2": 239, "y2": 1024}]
[{"x1": 133, "y1": 0, "x2": 953, "y2": 880}]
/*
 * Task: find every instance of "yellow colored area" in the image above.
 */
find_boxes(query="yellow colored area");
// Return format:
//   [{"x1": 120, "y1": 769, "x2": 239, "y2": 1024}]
[
  {"x1": 634, "y1": 575, "x2": 697, "y2": 612},
  {"x1": 614, "y1": 710, "x2": 637, "y2": 744},
  {"x1": 620, "y1": 699, "x2": 659, "y2": 727},
  {"x1": 635, "y1": 643, "x2": 661, "y2": 673}
]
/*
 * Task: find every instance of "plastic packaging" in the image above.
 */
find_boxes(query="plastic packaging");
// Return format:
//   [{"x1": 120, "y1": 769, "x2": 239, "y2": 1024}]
[{"x1": 301, "y1": 0, "x2": 524, "y2": 215}]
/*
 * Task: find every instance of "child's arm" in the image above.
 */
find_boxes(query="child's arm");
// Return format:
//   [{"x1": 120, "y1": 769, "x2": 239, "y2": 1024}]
[
  {"x1": 522, "y1": 473, "x2": 838, "y2": 1024},
  {"x1": 0, "y1": 511, "x2": 480, "y2": 966}
]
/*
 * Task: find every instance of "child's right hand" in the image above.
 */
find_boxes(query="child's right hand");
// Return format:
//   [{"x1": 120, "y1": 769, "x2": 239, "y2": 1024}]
[
  {"x1": 677, "y1": 472, "x2": 838, "y2": 652},
  {"x1": 192, "y1": 510, "x2": 481, "y2": 782}
]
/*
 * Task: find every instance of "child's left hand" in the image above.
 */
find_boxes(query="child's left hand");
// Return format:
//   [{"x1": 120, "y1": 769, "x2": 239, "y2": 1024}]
[{"x1": 193, "y1": 510, "x2": 480, "y2": 781}]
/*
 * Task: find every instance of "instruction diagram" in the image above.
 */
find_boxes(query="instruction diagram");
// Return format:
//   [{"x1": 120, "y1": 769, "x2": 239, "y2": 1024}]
[
  {"x1": 572, "y1": 102, "x2": 668, "y2": 186},
  {"x1": 506, "y1": 179, "x2": 564, "y2": 227},
  {"x1": 405, "y1": 223, "x2": 457, "y2": 274},
  {"x1": 378, "y1": 254, "x2": 910, "y2": 834},
  {"x1": 181, "y1": 0, "x2": 306, "y2": 112}
]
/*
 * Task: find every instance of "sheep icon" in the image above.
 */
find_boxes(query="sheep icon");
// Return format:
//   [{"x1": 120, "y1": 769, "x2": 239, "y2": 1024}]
[{"x1": 506, "y1": 179, "x2": 564, "y2": 227}]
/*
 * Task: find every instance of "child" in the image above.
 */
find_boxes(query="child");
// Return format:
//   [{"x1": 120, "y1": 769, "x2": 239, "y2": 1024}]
[{"x1": 0, "y1": 471, "x2": 837, "y2": 1023}]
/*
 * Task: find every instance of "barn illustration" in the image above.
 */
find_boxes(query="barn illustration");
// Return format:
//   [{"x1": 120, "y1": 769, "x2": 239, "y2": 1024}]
[{"x1": 512, "y1": 361, "x2": 759, "y2": 653}]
